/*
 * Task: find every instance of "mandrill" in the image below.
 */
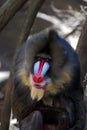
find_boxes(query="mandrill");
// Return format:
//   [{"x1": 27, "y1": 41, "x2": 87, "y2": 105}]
[{"x1": 1, "y1": 30, "x2": 85, "y2": 130}]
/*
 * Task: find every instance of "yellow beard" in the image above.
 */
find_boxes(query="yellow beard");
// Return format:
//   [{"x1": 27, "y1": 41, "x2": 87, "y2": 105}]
[{"x1": 31, "y1": 87, "x2": 45, "y2": 101}]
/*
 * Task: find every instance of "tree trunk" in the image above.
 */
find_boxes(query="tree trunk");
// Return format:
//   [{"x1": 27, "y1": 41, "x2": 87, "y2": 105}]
[
  {"x1": 76, "y1": 18, "x2": 87, "y2": 82},
  {"x1": 76, "y1": 18, "x2": 87, "y2": 130},
  {"x1": 0, "y1": 0, "x2": 29, "y2": 32},
  {"x1": 17, "y1": 0, "x2": 45, "y2": 48}
]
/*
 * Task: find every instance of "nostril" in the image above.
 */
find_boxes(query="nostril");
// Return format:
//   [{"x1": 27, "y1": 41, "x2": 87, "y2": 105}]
[{"x1": 33, "y1": 75, "x2": 44, "y2": 83}]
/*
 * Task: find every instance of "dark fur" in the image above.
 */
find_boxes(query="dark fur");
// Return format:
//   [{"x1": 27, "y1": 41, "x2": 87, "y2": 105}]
[{"x1": 1, "y1": 30, "x2": 85, "y2": 130}]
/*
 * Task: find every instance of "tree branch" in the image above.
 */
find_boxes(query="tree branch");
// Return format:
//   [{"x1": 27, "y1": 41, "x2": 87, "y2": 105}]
[
  {"x1": 17, "y1": 0, "x2": 45, "y2": 48},
  {"x1": 0, "y1": 0, "x2": 29, "y2": 32},
  {"x1": 64, "y1": 23, "x2": 81, "y2": 39},
  {"x1": 76, "y1": 19, "x2": 87, "y2": 81}
]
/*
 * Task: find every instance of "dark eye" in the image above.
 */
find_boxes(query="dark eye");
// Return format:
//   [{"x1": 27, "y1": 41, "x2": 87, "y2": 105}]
[{"x1": 35, "y1": 54, "x2": 51, "y2": 62}]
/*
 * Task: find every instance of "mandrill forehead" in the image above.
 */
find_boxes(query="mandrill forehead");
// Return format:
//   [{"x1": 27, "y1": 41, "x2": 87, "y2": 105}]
[{"x1": 24, "y1": 31, "x2": 67, "y2": 60}]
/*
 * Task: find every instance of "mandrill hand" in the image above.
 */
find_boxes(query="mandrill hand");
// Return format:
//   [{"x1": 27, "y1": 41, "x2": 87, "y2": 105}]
[{"x1": 20, "y1": 111, "x2": 43, "y2": 130}]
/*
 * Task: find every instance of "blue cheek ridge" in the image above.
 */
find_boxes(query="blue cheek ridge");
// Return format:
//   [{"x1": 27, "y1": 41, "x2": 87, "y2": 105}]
[
  {"x1": 41, "y1": 62, "x2": 50, "y2": 76},
  {"x1": 34, "y1": 61, "x2": 40, "y2": 74}
]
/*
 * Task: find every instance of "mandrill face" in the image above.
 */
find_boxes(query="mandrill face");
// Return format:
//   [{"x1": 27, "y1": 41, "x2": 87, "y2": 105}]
[
  {"x1": 15, "y1": 30, "x2": 73, "y2": 102},
  {"x1": 30, "y1": 54, "x2": 52, "y2": 101}
]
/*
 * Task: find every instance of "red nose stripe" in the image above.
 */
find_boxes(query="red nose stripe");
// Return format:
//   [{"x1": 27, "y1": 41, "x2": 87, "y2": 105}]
[
  {"x1": 33, "y1": 60, "x2": 45, "y2": 83},
  {"x1": 38, "y1": 60, "x2": 45, "y2": 75}
]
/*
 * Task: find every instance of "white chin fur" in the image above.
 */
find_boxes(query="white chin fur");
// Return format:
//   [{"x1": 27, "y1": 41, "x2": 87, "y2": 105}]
[
  {"x1": 30, "y1": 86, "x2": 45, "y2": 101},
  {"x1": 29, "y1": 74, "x2": 52, "y2": 100}
]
